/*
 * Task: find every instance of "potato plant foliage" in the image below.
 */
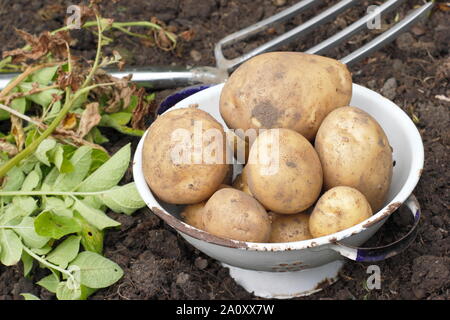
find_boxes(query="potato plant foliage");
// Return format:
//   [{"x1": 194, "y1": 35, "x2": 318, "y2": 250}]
[
  {"x1": 0, "y1": 142, "x2": 144, "y2": 300},
  {"x1": 0, "y1": 2, "x2": 177, "y2": 299}
]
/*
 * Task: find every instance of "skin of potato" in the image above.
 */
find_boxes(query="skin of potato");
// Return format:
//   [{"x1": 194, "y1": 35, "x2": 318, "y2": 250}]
[
  {"x1": 227, "y1": 130, "x2": 250, "y2": 164},
  {"x1": 202, "y1": 188, "x2": 271, "y2": 242},
  {"x1": 232, "y1": 166, "x2": 253, "y2": 196},
  {"x1": 309, "y1": 186, "x2": 373, "y2": 237},
  {"x1": 247, "y1": 128, "x2": 323, "y2": 214},
  {"x1": 181, "y1": 184, "x2": 233, "y2": 230},
  {"x1": 219, "y1": 52, "x2": 352, "y2": 141},
  {"x1": 269, "y1": 211, "x2": 312, "y2": 243},
  {"x1": 314, "y1": 106, "x2": 393, "y2": 212},
  {"x1": 181, "y1": 202, "x2": 206, "y2": 230},
  {"x1": 142, "y1": 107, "x2": 229, "y2": 204}
]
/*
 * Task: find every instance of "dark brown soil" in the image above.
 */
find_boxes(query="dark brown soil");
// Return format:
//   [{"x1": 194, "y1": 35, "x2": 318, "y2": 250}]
[{"x1": 0, "y1": 0, "x2": 448, "y2": 300}]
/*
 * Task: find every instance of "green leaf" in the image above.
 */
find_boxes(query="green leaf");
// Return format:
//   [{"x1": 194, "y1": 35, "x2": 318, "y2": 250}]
[
  {"x1": 19, "y1": 82, "x2": 62, "y2": 108},
  {"x1": 40, "y1": 167, "x2": 59, "y2": 191},
  {"x1": 72, "y1": 91, "x2": 88, "y2": 110},
  {"x1": 35, "y1": 139, "x2": 57, "y2": 166},
  {"x1": 0, "y1": 97, "x2": 27, "y2": 121},
  {"x1": 74, "y1": 214, "x2": 104, "y2": 254},
  {"x1": 31, "y1": 65, "x2": 59, "y2": 85},
  {"x1": 69, "y1": 251, "x2": 123, "y2": 288},
  {"x1": 37, "y1": 274, "x2": 59, "y2": 293},
  {"x1": 56, "y1": 281, "x2": 82, "y2": 300},
  {"x1": 1, "y1": 166, "x2": 24, "y2": 202},
  {"x1": 53, "y1": 146, "x2": 92, "y2": 191},
  {"x1": 108, "y1": 112, "x2": 132, "y2": 126},
  {"x1": 89, "y1": 127, "x2": 109, "y2": 144},
  {"x1": 46, "y1": 235, "x2": 80, "y2": 268},
  {"x1": 25, "y1": 129, "x2": 40, "y2": 148},
  {"x1": 77, "y1": 144, "x2": 130, "y2": 192},
  {"x1": 21, "y1": 165, "x2": 42, "y2": 191},
  {"x1": 124, "y1": 95, "x2": 139, "y2": 112},
  {"x1": 73, "y1": 198, "x2": 120, "y2": 230},
  {"x1": 79, "y1": 285, "x2": 97, "y2": 300},
  {"x1": 0, "y1": 229, "x2": 23, "y2": 266},
  {"x1": 21, "y1": 293, "x2": 40, "y2": 300},
  {"x1": 43, "y1": 197, "x2": 73, "y2": 218},
  {"x1": 89, "y1": 148, "x2": 110, "y2": 174},
  {"x1": 46, "y1": 100, "x2": 61, "y2": 119},
  {"x1": 100, "y1": 114, "x2": 144, "y2": 136},
  {"x1": 21, "y1": 251, "x2": 34, "y2": 277},
  {"x1": 15, "y1": 217, "x2": 50, "y2": 248},
  {"x1": 34, "y1": 211, "x2": 81, "y2": 239},
  {"x1": 1, "y1": 197, "x2": 37, "y2": 224},
  {"x1": 51, "y1": 145, "x2": 75, "y2": 173},
  {"x1": 100, "y1": 183, "x2": 145, "y2": 215},
  {"x1": 31, "y1": 245, "x2": 52, "y2": 255}
]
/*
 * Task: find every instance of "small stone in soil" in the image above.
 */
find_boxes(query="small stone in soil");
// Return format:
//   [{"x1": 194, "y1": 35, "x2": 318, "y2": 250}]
[
  {"x1": 176, "y1": 272, "x2": 190, "y2": 285},
  {"x1": 381, "y1": 77, "x2": 397, "y2": 100},
  {"x1": 190, "y1": 50, "x2": 202, "y2": 62},
  {"x1": 194, "y1": 257, "x2": 208, "y2": 270},
  {"x1": 396, "y1": 33, "x2": 415, "y2": 51},
  {"x1": 273, "y1": 0, "x2": 287, "y2": 6}
]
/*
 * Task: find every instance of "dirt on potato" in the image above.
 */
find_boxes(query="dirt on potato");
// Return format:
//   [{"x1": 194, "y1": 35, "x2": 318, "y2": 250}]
[{"x1": 0, "y1": 0, "x2": 448, "y2": 300}]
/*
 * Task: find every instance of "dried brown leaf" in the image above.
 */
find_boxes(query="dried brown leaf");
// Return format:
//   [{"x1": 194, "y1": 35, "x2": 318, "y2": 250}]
[
  {"x1": 61, "y1": 113, "x2": 78, "y2": 130},
  {"x1": 77, "y1": 102, "x2": 101, "y2": 138},
  {"x1": 179, "y1": 30, "x2": 195, "y2": 42},
  {"x1": 131, "y1": 87, "x2": 151, "y2": 130},
  {"x1": 2, "y1": 29, "x2": 73, "y2": 63},
  {"x1": 437, "y1": 3, "x2": 450, "y2": 12},
  {"x1": 0, "y1": 139, "x2": 18, "y2": 157},
  {"x1": 11, "y1": 115, "x2": 25, "y2": 151}
]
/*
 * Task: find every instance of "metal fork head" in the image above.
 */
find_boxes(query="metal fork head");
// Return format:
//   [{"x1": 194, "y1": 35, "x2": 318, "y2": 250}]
[{"x1": 214, "y1": 0, "x2": 434, "y2": 72}]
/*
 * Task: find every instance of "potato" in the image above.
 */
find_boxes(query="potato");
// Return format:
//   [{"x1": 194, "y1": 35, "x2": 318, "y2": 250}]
[
  {"x1": 315, "y1": 106, "x2": 393, "y2": 212},
  {"x1": 142, "y1": 107, "x2": 229, "y2": 204},
  {"x1": 309, "y1": 186, "x2": 373, "y2": 237},
  {"x1": 203, "y1": 188, "x2": 271, "y2": 242},
  {"x1": 181, "y1": 202, "x2": 206, "y2": 230},
  {"x1": 269, "y1": 211, "x2": 312, "y2": 243},
  {"x1": 247, "y1": 128, "x2": 323, "y2": 214},
  {"x1": 220, "y1": 52, "x2": 352, "y2": 141},
  {"x1": 181, "y1": 184, "x2": 231, "y2": 230},
  {"x1": 227, "y1": 130, "x2": 250, "y2": 164},
  {"x1": 232, "y1": 166, "x2": 252, "y2": 196}
]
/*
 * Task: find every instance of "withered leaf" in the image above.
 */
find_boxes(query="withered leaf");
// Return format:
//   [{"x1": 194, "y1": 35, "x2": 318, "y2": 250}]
[
  {"x1": 11, "y1": 115, "x2": 25, "y2": 151},
  {"x1": 77, "y1": 102, "x2": 101, "y2": 138},
  {"x1": 0, "y1": 139, "x2": 18, "y2": 156},
  {"x1": 131, "y1": 87, "x2": 152, "y2": 130},
  {"x1": 61, "y1": 113, "x2": 77, "y2": 130},
  {"x1": 3, "y1": 29, "x2": 73, "y2": 63}
]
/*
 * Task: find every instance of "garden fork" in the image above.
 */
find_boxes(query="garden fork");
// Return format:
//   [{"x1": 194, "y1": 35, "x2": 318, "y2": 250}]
[{"x1": 0, "y1": 0, "x2": 435, "y2": 90}]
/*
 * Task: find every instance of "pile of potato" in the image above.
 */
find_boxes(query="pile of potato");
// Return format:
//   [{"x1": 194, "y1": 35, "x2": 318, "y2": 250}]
[{"x1": 142, "y1": 52, "x2": 393, "y2": 243}]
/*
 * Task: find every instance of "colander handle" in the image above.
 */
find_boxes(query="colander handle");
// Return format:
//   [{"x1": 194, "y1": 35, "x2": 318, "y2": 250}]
[
  {"x1": 157, "y1": 84, "x2": 214, "y2": 115},
  {"x1": 329, "y1": 194, "x2": 421, "y2": 262}
]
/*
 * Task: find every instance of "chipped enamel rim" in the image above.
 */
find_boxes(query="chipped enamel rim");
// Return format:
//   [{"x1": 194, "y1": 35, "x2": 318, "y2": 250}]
[{"x1": 133, "y1": 83, "x2": 424, "y2": 251}]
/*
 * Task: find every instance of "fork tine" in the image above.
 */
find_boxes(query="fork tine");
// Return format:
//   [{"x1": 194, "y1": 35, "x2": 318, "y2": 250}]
[
  {"x1": 340, "y1": 2, "x2": 434, "y2": 66},
  {"x1": 215, "y1": 0, "x2": 361, "y2": 71},
  {"x1": 216, "y1": 0, "x2": 319, "y2": 46},
  {"x1": 306, "y1": 0, "x2": 405, "y2": 56}
]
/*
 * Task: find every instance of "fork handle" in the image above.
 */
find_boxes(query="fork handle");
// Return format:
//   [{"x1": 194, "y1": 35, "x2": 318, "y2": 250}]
[{"x1": 0, "y1": 66, "x2": 227, "y2": 90}]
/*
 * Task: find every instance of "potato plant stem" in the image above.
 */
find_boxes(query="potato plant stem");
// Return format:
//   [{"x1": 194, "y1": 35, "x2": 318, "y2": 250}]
[
  {"x1": 0, "y1": 82, "x2": 113, "y2": 179},
  {"x1": 22, "y1": 246, "x2": 73, "y2": 279}
]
